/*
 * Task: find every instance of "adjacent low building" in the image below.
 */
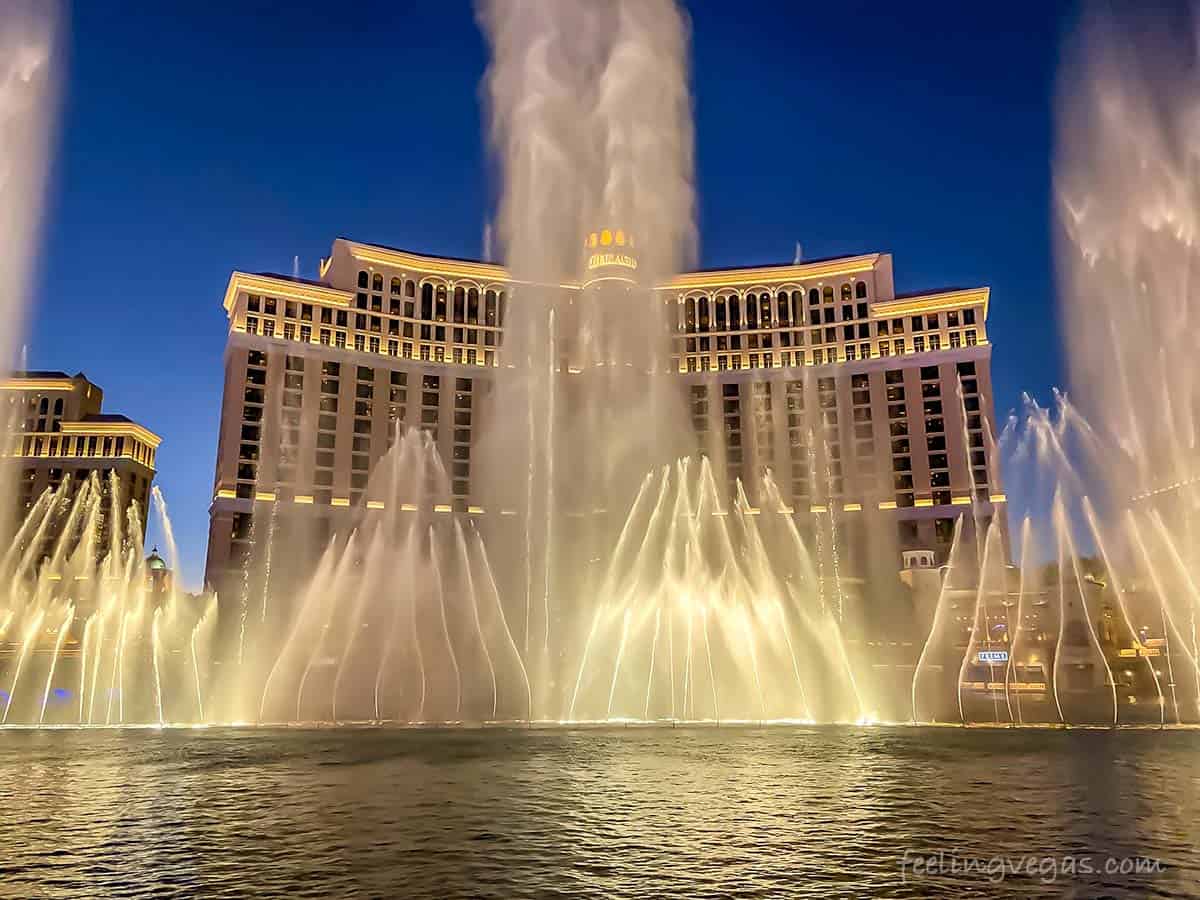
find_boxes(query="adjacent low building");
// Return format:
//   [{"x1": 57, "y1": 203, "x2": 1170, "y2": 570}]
[{"x1": 1, "y1": 370, "x2": 161, "y2": 552}]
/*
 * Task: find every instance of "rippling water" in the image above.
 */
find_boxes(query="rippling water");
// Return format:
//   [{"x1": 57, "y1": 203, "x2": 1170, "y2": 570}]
[{"x1": 1, "y1": 726, "x2": 1197, "y2": 898}]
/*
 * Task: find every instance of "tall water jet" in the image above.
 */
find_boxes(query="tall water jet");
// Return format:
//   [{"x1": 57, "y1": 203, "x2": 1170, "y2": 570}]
[
  {"x1": 0, "y1": 2, "x2": 60, "y2": 531},
  {"x1": 476, "y1": 0, "x2": 697, "y2": 719},
  {"x1": 1048, "y1": 6, "x2": 1200, "y2": 724}
]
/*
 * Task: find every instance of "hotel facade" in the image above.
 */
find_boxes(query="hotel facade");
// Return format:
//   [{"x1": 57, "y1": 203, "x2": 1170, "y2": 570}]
[{"x1": 205, "y1": 238, "x2": 1003, "y2": 596}]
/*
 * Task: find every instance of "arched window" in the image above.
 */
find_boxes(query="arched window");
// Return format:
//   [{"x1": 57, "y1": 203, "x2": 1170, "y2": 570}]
[
  {"x1": 840, "y1": 282, "x2": 852, "y2": 302},
  {"x1": 391, "y1": 278, "x2": 402, "y2": 295},
  {"x1": 685, "y1": 297, "x2": 697, "y2": 333},
  {"x1": 715, "y1": 295, "x2": 727, "y2": 329},
  {"x1": 435, "y1": 285, "x2": 448, "y2": 321},
  {"x1": 467, "y1": 288, "x2": 480, "y2": 323},
  {"x1": 791, "y1": 291, "x2": 803, "y2": 323},
  {"x1": 357, "y1": 271, "x2": 369, "y2": 289},
  {"x1": 822, "y1": 286, "x2": 834, "y2": 303},
  {"x1": 421, "y1": 283, "x2": 434, "y2": 319},
  {"x1": 698, "y1": 296, "x2": 710, "y2": 331},
  {"x1": 453, "y1": 286, "x2": 465, "y2": 323},
  {"x1": 747, "y1": 294, "x2": 758, "y2": 328},
  {"x1": 497, "y1": 291, "x2": 507, "y2": 327},
  {"x1": 809, "y1": 288, "x2": 819, "y2": 305},
  {"x1": 777, "y1": 291, "x2": 790, "y2": 324},
  {"x1": 485, "y1": 290, "x2": 497, "y2": 326},
  {"x1": 855, "y1": 280, "x2": 867, "y2": 299},
  {"x1": 405, "y1": 280, "x2": 416, "y2": 298},
  {"x1": 372, "y1": 273, "x2": 384, "y2": 292},
  {"x1": 53, "y1": 398, "x2": 63, "y2": 415},
  {"x1": 759, "y1": 293, "x2": 772, "y2": 327},
  {"x1": 728, "y1": 295, "x2": 741, "y2": 329}
]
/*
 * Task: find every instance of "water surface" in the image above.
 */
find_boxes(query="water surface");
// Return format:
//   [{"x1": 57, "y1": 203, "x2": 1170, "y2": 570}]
[{"x1": 1, "y1": 726, "x2": 1196, "y2": 898}]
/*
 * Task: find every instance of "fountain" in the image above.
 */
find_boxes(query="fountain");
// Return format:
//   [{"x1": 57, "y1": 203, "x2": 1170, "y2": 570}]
[
  {"x1": 3, "y1": 1, "x2": 1200, "y2": 730},
  {"x1": 0, "y1": 471, "x2": 216, "y2": 726}
]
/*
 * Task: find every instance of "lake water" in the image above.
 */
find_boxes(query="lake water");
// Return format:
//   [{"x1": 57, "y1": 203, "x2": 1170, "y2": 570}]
[{"x1": 0, "y1": 726, "x2": 1197, "y2": 898}]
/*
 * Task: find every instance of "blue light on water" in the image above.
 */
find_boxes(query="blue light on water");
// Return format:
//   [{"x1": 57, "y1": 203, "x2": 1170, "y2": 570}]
[{"x1": 52, "y1": 688, "x2": 70, "y2": 700}]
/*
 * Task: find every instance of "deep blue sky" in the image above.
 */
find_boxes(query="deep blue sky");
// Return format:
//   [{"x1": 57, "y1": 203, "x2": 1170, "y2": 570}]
[{"x1": 27, "y1": 0, "x2": 1075, "y2": 589}]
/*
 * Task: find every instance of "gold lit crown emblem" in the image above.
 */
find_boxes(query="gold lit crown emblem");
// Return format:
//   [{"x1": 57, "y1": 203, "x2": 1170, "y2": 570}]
[{"x1": 586, "y1": 229, "x2": 633, "y2": 249}]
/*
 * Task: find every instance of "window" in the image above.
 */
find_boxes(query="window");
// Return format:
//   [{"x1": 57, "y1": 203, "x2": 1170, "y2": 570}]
[{"x1": 855, "y1": 281, "x2": 867, "y2": 299}]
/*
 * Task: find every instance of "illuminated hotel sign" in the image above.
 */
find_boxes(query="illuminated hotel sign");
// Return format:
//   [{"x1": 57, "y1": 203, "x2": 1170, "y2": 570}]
[
  {"x1": 587, "y1": 252, "x2": 638, "y2": 272},
  {"x1": 977, "y1": 650, "x2": 1008, "y2": 664}
]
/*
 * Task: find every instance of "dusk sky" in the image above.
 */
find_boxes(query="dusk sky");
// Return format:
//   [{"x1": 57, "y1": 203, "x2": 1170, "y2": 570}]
[{"x1": 27, "y1": 0, "x2": 1076, "y2": 589}]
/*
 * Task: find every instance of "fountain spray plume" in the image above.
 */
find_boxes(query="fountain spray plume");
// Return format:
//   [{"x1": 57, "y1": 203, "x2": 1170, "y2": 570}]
[
  {"x1": 0, "y1": 1, "x2": 60, "y2": 535},
  {"x1": 1043, "y1": 4, "x2": 1200, "y2": 723},
  {"x1": 476, "y1": 0, "x2": 697, "y2": 718},
  {"x1": 1055, "y1": 6, "x2": 1200, "y2": 506}
]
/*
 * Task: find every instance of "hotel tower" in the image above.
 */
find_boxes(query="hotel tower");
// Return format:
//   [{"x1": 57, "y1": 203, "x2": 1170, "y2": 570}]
[{"x1": 205, "y1": 237, "x2": 1003, "y2": 602}]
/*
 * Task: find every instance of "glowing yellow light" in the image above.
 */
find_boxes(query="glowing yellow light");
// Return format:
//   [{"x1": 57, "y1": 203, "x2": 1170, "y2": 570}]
[
  {"x1": 468, "y1": 505, "x2": 484, "y2": 514},
  {"x1": 615, "y1": 230, "x2": 626, "y2": 246},
  {"x1": 601, "y1": 229, "x2": 613, "y2": 246},
  {"x1": 914, "y1": 498, "x2": 934, "y2": 508},
  {"x1": 878, "y1": 500, "x2": 898, "y2": 510},
  {"x1": 870, "y1": 287, "x2": 990, "y2": 320},
  {"x1": 989, "y1": 493, "x2": 1007, "y2": 503},
  {"x1": 61, "y1": 421, "x2": 161, "y2": 448},
  {"x1": 222, "y1": 271, "x2": 353, "y2": 314},
  {"x1": 434, "y1": 504, "x2": 452, "y2": 513},
  {"x1": 367, "y1": 500, "x2": 385, "y2": 510},
  {"x1": 216, "y1": 489, "x2": 237, "y2": 500},
  {"x1": 951, "y1": 496, "x2": 971, "y2": 506},
  {"x1": 664, "y1": 254, "x2": 881, "y2": 292},
  {"x1": 810, "y1": 504, "x2": 828, "y2": 513},
  {"x1": 0, "y1": 378, "x2": 77, "y2": 392},
  {"x1": 842, "y1": 502, "x2": 863, "y2": 512},
  {"x1": 400, "y1": 503, "x2": 418, "y2": 512},
  {"x1": 331, "y1": 498, "x2": 350, "y2": 507},
  {"x1": 293, "y1": 495, "x2": 314, "y2": 505},
  {"x1": 255, "y1": 491, "x2": 276, "y2": 502}
]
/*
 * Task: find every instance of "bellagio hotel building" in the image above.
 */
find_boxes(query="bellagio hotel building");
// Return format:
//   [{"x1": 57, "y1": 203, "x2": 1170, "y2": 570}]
[{"x1": 205, "y1": 237, "x2": 1004, "y2": 594}]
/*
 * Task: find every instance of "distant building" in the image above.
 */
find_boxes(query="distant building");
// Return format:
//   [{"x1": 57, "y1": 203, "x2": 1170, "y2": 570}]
[
  {"x1": 205, "y1": 239, "x2": 1005, "y2": 599},
  {"x1": 1, "y1": 370, "x2": 161, "y2": 553}
]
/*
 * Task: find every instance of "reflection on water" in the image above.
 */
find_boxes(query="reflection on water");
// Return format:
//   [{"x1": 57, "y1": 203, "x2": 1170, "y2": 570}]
[{"x1": 0, "y1": 728, "x2": 1197, "y2": 898}]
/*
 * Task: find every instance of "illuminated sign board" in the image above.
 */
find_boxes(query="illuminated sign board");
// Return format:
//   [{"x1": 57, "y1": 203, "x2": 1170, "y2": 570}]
[
  {"x1": 587, "y1": 253, "x2": 638, "y2": 272},
  {"x1": 977, "y1": 650, "x2": 1009, "y2": 664}
]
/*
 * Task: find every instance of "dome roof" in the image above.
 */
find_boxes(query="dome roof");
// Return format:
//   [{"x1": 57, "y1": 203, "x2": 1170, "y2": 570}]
[{"x1": 145, "y1": 548, "x2": 168, "y2": 571}]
